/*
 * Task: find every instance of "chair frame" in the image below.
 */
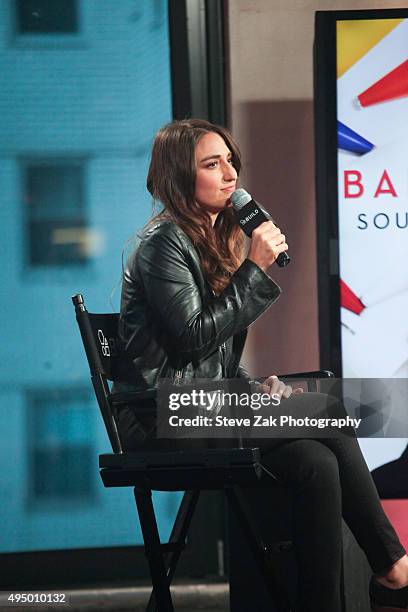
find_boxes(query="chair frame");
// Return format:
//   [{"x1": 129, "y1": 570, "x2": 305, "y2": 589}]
[{"x1": 72, "y1": 293, "x2": 333, "y2": 612}]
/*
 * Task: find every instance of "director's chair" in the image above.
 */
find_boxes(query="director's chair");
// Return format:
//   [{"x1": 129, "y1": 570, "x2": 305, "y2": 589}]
[{"x1": 72, "y1": 293, "x2": 333, "y2": 611}]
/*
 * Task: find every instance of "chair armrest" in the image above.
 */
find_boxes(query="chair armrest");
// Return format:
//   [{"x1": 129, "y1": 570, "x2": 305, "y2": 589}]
[
  {"x1": 278, "y1": 370, "x2": 334, "y2": 393},
  {"x1": 110, "y1": 372, "x2": 334, "y2": 405},
  {"x1": 110, "y1": 389, "x2": 157, "y2": 405},
  {"x1": 278, "y1": 370, "x2": 334, "y2": 379}
]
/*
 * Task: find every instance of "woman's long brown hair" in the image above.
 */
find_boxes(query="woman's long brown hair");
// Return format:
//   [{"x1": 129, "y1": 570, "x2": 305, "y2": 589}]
[{"x1": 146, "y1": 119, "x2": 246, "y2": 294}]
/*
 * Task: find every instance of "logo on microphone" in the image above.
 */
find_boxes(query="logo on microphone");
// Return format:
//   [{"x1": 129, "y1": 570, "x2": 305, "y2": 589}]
[{"x1": 239, "y1": 208, "x2": 259, "y2": 225}]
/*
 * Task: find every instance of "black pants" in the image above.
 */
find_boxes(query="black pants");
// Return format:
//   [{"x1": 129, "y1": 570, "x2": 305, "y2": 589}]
[
  {"x1": 254, "y1": 436, "x2": 404, "y2": 611},
  {"x1": 237, "y1": 391, "x2": 406, "y2": 611},
  {"x1": 117, "y1": 392, "x2": 406, "y2": 611}
]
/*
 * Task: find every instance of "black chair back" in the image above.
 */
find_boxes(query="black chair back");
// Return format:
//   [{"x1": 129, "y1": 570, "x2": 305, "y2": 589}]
[
  {"x1": 72, "y1": 293, "x2": 123, "y2": 453},
  {"x1": 72, "y1": 294, "x2": 119, "y2": 379}
]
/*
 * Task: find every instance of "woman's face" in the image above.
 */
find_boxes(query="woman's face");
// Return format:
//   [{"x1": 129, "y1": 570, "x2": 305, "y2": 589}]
[{"x1": 194, "y1": 132, "x2": 237, "y2": 223}]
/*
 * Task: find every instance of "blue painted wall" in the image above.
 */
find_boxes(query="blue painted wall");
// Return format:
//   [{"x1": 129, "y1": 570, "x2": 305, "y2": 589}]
[{"x1": 0, "y1": 0, "x2": 181, "y2": 553}]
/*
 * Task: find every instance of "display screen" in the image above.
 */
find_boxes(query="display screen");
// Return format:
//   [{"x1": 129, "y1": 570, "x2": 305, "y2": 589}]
[
  {"x1": 336, "y1": 18, "x2": 408, "y2": 379},
  {"x1": 315, "y1": 10, "x2": 408, "y2": 470}
]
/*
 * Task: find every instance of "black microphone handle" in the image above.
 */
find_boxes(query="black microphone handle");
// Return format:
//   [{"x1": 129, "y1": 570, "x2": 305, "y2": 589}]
[
  {"x1": 233, "y1": 198, "x2": 291, "y2": 268},
  {"x1": 269, "y1": 214, "x2": 290, "y2": 268},
  {"x1": 276, "y1": 251, "x2": 291, "y2": 268}
]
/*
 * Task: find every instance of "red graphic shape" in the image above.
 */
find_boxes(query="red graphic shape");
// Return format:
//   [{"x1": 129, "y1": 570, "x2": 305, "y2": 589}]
[
  {"x1": 340, "y1": 279, "x2": 365, "y2": 315},
  {"x1": 358, "y1": 59, "x2": 408, "y2": 108}
]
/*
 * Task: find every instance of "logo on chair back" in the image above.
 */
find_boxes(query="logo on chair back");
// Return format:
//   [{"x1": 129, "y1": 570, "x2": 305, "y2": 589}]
[{"x1": 97, "y1": 330, "x2": 117, "y2": 357}]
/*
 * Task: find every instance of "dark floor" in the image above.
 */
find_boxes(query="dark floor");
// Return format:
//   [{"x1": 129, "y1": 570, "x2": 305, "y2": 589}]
[{"x1": 0, "y1": 583, "x2": 230, "y2": 612}]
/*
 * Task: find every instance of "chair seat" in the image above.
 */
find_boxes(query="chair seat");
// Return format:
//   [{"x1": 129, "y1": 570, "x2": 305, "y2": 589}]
[
  {"x1": 99, "y1": 447, "x2": 275, "y2": 490},
  {"x1": 100, "y1": 447, "x2": 261, "y2": 468}
]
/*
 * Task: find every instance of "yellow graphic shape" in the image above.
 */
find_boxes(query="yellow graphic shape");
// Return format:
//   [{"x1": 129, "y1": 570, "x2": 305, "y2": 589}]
[{"x1": 337, "y1": 19, "x2": 404, "y2": 78}]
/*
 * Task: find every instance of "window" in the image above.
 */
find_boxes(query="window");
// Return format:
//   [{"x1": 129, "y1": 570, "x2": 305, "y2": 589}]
[
  {"x1": 23, "y1": 159, "x2": 89, "y2": 266},
  {"x1": 16, "y1": 0, "x2": 78, "y2": 34},
  {"x1": 28, "y1": 388, "x2": 96, "y2": 503}
]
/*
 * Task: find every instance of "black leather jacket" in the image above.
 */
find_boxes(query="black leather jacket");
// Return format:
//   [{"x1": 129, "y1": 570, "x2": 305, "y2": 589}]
[{"x1": 116, "y1": 220, "x2": 282, "y2": 391}]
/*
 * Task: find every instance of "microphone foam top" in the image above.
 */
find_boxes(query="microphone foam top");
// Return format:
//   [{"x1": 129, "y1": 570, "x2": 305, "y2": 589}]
[{"x1": 231, "y1": 188, "x2": 252, "y2": 210}]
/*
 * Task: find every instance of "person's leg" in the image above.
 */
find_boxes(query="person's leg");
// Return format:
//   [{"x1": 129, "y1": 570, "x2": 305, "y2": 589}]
[
  {"x1": 319, "y1": 435, "x2": 406, "y2": 576},
  {"x1": 259, "y1": 438, "x2": 344, "y2": 612},
  {"x1": 264, "y1": 390, "x2": 406, "y2": 576},
  {"x1": 249, "y1": 390, "x2": 407, "y2": 609}
]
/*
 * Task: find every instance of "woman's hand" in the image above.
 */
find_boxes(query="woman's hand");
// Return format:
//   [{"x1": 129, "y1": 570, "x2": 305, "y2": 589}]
[
  {"x1": 247, "y1": 221, "x2": 288, "y2": 272},
  {"x1": 260, "y1": 375, "x2": 304, "y2": 400}
]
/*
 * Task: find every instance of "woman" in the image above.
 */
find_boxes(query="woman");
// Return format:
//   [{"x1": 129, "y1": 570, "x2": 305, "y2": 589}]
[{"x1": 116, "y1": 118, "x2": 408, "y2": 611}]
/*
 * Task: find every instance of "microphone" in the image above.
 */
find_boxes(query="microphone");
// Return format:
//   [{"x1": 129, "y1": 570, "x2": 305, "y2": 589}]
[{"x1": 231, "y1": 188, "x2": 291, "y2": 268}]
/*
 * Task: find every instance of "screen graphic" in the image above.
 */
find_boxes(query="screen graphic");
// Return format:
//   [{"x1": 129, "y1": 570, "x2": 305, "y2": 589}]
[{"x1": 336, "y1": 19, "x2": 408, "y2": 380}]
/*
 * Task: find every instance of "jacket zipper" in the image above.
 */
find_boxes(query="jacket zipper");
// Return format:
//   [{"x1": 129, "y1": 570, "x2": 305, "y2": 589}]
[
  {"x1": 220, "y1": 342, "x2": 226, "y2": 378},
  {"x1": 211, "y1": 288, "x2": 227, "y2": 378}
]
